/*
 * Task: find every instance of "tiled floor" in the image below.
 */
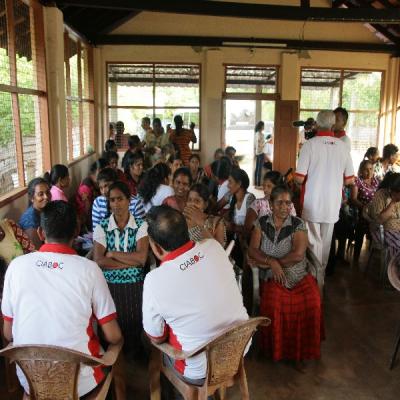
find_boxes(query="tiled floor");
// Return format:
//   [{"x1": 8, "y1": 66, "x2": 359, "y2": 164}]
[{"x1": 2, "y1": 248, "x2": 400, "y2": 399}]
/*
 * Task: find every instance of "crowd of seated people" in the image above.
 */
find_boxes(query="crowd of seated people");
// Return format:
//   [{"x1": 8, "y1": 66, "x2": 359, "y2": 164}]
[{"x1": 1, "y1": 112, "x2": 400, "y2": 398}]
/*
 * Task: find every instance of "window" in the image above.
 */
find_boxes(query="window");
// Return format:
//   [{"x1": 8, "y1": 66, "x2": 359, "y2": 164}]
[
  {"x1": 107, "y1": 63, "x2": 201, "y2": 150},
  {"x1": 300, "y1": 68, "x2": 383, "y2": 167},
  {"x1": 225, "y1": 65, "x2": 278, "y2": 93},
  {"x1": 64, "y1": 32, "x2": 94, "y2": 161},
  {"x1": 0, "y1": 0, "x2": 49, "y2": 198}
]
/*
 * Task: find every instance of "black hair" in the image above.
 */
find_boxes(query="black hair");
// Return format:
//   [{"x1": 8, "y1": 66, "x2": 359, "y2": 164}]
[
  {"x1": 214, "y1": 148, "x2": 224, "y2": 158},
  {"x1": 40, "y1": 201, "x2": 77, "y2": 243},
  {"x1": 333, "y1": 107, "x2": 349, "y2": 123},
  {"x1": 103, "y1": 150, "x2": 119, "y2": 162},
  {"x1": 189, "y1": 153, "x2": 201, "y2": 163},
  {"x1": 44, "y1": 164, "x2": 69, "y2": 186},
  {"x1": 138, "y1": 163, "x2": 171, "y2": 204},
  {"x1": 225, "y1": 146, "x2": 236, "y2": 156},
  {"x1": 147, "y1": 205, "x2": 190, "y2": 251},
  {"x1": 97, "y1": 167, "x2": 118, "y2": 183},
  {"x1": 82, "y1": 159, "x2": 108, "y2": 187},
  {"x1": 168, "y1": 154, "x2": 183, "y2": 164},
  {"x1": 364, "y1": 147, "x2": 379, "y2": 160},
  {"x1": 153, "y1": 117, "x2": 162, "y2": 126},
  {"x1": 174, "y1": 115, "x2": 184, "y2": 135},
  {"x1": 255, "y1": 120, "x2": 264, "y2": 132},
  {"x1": 190, "y1": 183, "x2": 210, "y2": 204},
  {"x1": 105, "y1": 139, "x2": 116, "y2": 152},
  {"x1": 173, "y1": 167, "x2": 193, "y2": 186},
  {"x1": 382, "y1": 144, "x2": 399, "y2": 161},
  {"x1": 124, "y1": 151, "x2": 144, "y2": 175},
  {"x1": 142, "y1": 117, "x2": 151, "y2": 125},
  {"x1": 357, "y1": 160, "x2": 373, "y2": 177},
  {"x1": 128, "y1": 135, "x2": 141, "y2": 149},
  {"x1": 379, "y1": 172, "x2": 400, "y2": 192},
  {"x1": 228, "y1": 168, "x2": 250, "y2": 221},
  {"x1": 263, "y1": 170, "x2": 284, "y2": 186},
  {"x1": 107, "y1": 181, "x2": 131, "y2": 201},
  {"x1": 27, "y1": 177, "x2": 48, "y2": 204},
  {"x1": 211, "y1": 158, "x2": 231, "y2": 181},
  {"x1": 270, "y1": 184, "x2": 293, "y2": 203}
]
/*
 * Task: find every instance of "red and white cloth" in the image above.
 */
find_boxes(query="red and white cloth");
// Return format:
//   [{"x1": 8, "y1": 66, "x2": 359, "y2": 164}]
[
  {"x1": 1, "y1": 243, "x2": 117, "y2": 397},
  {"x1": 142, "y1": 239, "x2": 248, "y2": 380}
]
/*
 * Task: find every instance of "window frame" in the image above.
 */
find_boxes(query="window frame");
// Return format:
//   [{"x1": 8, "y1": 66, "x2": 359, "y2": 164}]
[
  {"x1": 106, "y1": 62, "x2": 202, "y2": 151},
  {"x1": 64, "y1": 29, "x2": 95, "y2": 162},
  {"x1": 0, "y1": 0, "x2": 50, "y2": 205}
]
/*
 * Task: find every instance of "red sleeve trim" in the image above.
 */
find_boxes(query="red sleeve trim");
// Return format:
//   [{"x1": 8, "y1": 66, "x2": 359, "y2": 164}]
[
  {"x1": 145, "y1": 325, "x2": 168, "y2": 341},
  {"x1": 2, "y1": 315, "x2": 13, "y2": 322},
  {"x1": 344, "y1": 175, "x2": 354, "y2": 180},
  {"x1": 97, "y1": 312, "x2": 117, "y2": 325},
  {"x1": 294, "y1": 172, "x2": 306, "y2": 177}
]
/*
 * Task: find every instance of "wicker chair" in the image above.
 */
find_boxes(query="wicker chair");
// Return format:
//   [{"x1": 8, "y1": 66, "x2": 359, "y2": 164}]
[
  {"x1": 0, "y1": 341, "x2": 123, "y2": 400},
  {"x1": 149, "y1": 316, "x2": 269, "y2": 400},
  {"x1": 388, "y1": 255, "x2": 400, "y2": 370}
]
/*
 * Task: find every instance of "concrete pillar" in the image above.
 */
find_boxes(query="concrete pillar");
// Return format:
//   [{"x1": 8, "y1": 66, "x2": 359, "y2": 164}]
[
  {"x1": 43, "y1": 7, "x2": 67, "y2": 164},
  {"x1": 202, "y1": 49, "x2": 224, "y2": 164}
]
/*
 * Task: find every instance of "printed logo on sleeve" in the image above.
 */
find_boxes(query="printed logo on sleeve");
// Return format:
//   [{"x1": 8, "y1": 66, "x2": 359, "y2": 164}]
[{"x1": 180, "y1": 252, "x2": 204, "y2": 271}]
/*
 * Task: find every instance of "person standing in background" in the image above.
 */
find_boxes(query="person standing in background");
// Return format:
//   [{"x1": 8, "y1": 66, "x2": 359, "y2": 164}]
[{"x1": 254, "y1": 121, "x2": 266, "y2": 188}]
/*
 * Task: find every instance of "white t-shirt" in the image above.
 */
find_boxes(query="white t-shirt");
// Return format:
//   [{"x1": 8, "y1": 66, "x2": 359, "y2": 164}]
[
  {"x1": 217, "y1": 180, "x2": 231, "y2": 210},
  {"x1": 142, "y1": 239, "x2": 249, "y2": 380},
  {"x1": 295, "y1": 132, "x2": 354, "y2": 224},
  {"x1": 143, "y1": 184, "x2": 174, "y2": 212},
  {"x1": 234, "y1": 193, "x2": 256, "y2": 226},
  {"x1": 1, "y1": 244, "x2": 117, "y2": 397},
  {"x1": 263, "y1": 142, "x2": 274, "y2": 161}
]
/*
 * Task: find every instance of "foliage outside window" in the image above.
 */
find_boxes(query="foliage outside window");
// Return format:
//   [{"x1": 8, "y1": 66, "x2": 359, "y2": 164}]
[
  {"x1": 0, "y1": 0, "x2": 49, "y2": 198},
  {"x1": 300, "y1": 68, "x2": 383, "y2": 168},
  {"x1": 64, "y1": 33, "x2": 94, "y2": 161},
  {"x1": 108, "y1": 63, "x2": 201, "y2": 150}
]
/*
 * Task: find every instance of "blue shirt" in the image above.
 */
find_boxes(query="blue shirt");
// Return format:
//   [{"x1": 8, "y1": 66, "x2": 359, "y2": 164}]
[
  {"x1": 92, "y1": 195, "x2": 146, "y2": 230},
  {"x1": 19, "y1": 206, "x2": 40, "y2": 230}
]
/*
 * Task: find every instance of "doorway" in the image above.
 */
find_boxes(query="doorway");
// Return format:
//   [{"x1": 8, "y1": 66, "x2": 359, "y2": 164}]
[{"x1": 224, "y1": 99, "x2": 275, "y2": 184}]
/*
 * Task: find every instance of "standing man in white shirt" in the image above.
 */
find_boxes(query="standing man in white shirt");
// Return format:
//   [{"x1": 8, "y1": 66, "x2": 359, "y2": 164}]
[
  {"x1": 333, "y1": 107, "x2": 351, "y2": 152},
  {"x1": 294, "y1": 110, "x2": 354, "y2": 283},
  {"x1": 1, "y1": 201, "x2": 123, "y2": 399},
  {"x1": 142, "y1": 205, "x2": 248, "y2": 385}
]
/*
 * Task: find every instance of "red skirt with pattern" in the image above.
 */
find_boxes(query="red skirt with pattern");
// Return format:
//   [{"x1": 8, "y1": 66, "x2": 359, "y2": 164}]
[{"x1": 259, "y1": 274, "x2": 324, "y2": 361}]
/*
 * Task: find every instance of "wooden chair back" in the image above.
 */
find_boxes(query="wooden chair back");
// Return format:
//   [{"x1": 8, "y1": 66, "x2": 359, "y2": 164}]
[
  {"x1": 204, "y1": 317, "x2": 265, "y2": 387},
  {"x1": 0, "y1": 345, "x2": 110, "y2": 400}
]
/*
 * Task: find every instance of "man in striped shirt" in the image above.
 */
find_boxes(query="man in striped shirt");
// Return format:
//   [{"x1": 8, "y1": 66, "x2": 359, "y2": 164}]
[{"x1": 92, "y1": 168, "x2": 146, "y2": 230}]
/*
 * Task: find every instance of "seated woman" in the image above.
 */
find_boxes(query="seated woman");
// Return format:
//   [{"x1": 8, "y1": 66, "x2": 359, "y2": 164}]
[
  {"x1": 75, "y1": 158, "x2": 107, "y2": 231},
  {"x1": 124, "y1": 152, "x2": 144, "y2": 196},
  {"x1": 367, "y1": 172, "x2": 400, "y2": 259},
  {"x1": 167, "y1": 155, "x2": 183, "y2": 186},
  {"x1": 204, "y1": 148, "x2": 224, "y2": 178},
  {"x1": 93, "y1": 181, "x2": 149, "y2": 353},
  {"x1": 248, "y1": 185, "x2": 323, "y2": 363},
  {"x1": 121, "y1": 135, "x2": 142, "y2": 171},
  {"x1": 104, "y1": 138, "x2": 117, "y2": 153},
  {"x1": 212, "y1": 158, "x2": 232, "y2": 212},
  {"x1": 183, "y1": 183, "x2": 226, "y2": 247},
  {"x1": 188, "y1": 154, "x2": 205, "y2": 184},
  {"x1": 45, "y1": 164, "x2": 70, "y2": 202},
  {"x1": 364, "y1": 146, "x2": 380, "y2": 165},
  {"x1": 244, "y1": 170, "x2": 296, "y2": 236},
  {"x1": 138, "y1": 163, "x2": 174, "y2": 213},
  {"x1": 350, "y1": 160, "x2": 379, "y2": 260},
  {"x1": 19, "y1": 177, "x2": 51, "y2": 249},
  {"x1": 374, "y1": 144, "x2": 399, "y2": 182},
  {"x1": 103, "y1": 150, "x2": 126, "y2": 182},
  {"x1": 163, "y1": 167, "x2": 192, "y2": 212}
]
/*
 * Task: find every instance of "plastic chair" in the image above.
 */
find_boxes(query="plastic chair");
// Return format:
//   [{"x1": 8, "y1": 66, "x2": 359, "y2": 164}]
[
  {"x1": 365, "y1": 224, "x2": 389, "y2": 285},
  {"x1": 388, "y1": 256, "x2": 400, "y2": 370},
  {"x1": 0, "y1": 341, "x2": 123, "y2": 400},
  {"x1": 149, "y1": 317, "x2": 269, "y2": 400}
]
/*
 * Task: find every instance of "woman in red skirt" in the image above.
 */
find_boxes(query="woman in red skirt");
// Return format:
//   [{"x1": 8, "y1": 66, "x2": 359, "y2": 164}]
[{"x1": 248, "y1": 185, "x2": 323, "y2": 362}]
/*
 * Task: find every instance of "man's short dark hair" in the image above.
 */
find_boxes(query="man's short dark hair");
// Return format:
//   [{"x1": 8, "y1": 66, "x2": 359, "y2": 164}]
[
  {"x1": 97, "y1": 168, "x2": 118, "y2": 183},
  {"x1": 333, "y1": 107, "x2": 348, "y2": 123},
  {"x1": 40, "y1": 201, "x2": 77, "y2": 243},
  {"x1": 147, "y1": 205, "x2": 190, "y2": 252}
]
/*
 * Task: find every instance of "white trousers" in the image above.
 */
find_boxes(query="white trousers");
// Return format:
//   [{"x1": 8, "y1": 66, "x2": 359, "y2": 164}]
[{"x1": 305, "y1": 221, "x2": 334, "y2": 282}]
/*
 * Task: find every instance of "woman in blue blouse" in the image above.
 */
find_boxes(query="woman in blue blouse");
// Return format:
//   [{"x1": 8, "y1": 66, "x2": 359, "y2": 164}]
[
  {"x1": 19, "y1": 178, "x2": 51, "y2": 249},
  {"x1": 93, "y1": 181, "x2": 149, "y2": 353}
]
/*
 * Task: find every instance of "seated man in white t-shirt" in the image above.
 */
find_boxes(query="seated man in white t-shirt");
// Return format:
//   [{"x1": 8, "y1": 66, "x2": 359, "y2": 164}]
[
  {"x1": 1, "y1": 201, "x2": 123, "y2": 399},
  {"x1": 143, "y1": 205, "x2": 249, "y2": 385}
]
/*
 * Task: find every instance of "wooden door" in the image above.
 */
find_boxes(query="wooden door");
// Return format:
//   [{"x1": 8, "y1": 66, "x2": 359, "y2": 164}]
[{"x1": 274, "y1": 100, "x2": 299, "y2": 174}]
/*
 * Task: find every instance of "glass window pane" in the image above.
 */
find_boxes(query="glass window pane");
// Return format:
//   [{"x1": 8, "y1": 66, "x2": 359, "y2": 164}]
[
  {"x1": 14, "y1": 0, "x2": 36, "y2": 89},
  {"x1": 342, "y1": 71, "x2": 382, "y2": 111},
  {"x1": 109, "y1": 108, "x2": 154, "y2": 137},
  {"x1": 19, "y1": 94, "x2": 43, "y2": 182},
  {"x1": 0, "y1": 91, "x2": 18, "y2": 195},
  {"x1": 300, "y1": 69, "x2": 340, "y2": 109},
  {"x1": 68, "y1": 38, "x2": 79, "y2": 98},
  {"x1": 71, "y1": 101, "x2": 80, "y2": 159},
  {"x1": 226, "y1": 66, "x2": 277, "y2": 93},
  {"x1": 0, "y1": 0, "x2": 10, "y2": 85},
  {"x1": 81, "y1": 46, "x2": 90, "y2": 99},
  {"x1": 82, "y1": 101, "x2": 92, "y2": 152}
]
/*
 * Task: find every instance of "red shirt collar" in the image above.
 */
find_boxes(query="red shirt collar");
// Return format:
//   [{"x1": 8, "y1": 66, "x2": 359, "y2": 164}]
[
  {"x1": 161, "y1": 241, "x2": 195, "y2": 265},
  {"x1": 336, "y1": 130, "x2": 346, "y2": 138},
  {"x1": 316, "y1": 131, "x2": 335, "y2": 138},
  {"x1": 39, "y1": 243, "x2": 77, "y2": 255}
]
